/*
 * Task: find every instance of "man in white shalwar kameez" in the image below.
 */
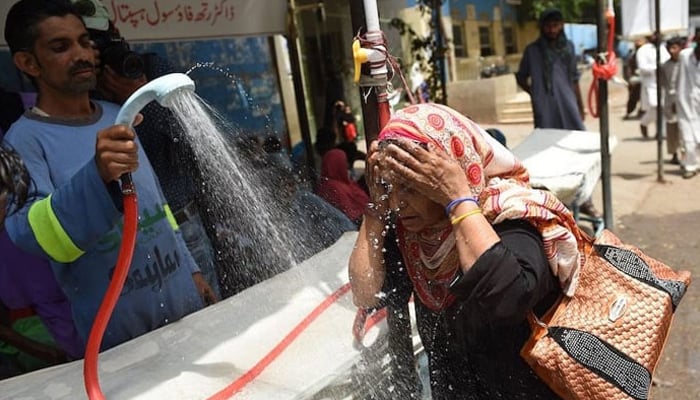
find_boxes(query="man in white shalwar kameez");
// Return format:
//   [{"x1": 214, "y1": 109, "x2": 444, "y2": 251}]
[
  {"x1": 676, "y1": 32, "x2": 700, "y2": 179},
  {"x1": 636, "y1": 35, "x2": 670, "y2": 138}
]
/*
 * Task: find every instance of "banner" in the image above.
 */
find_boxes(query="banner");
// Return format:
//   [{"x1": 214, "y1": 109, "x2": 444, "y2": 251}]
[
  {"x1": 621, "y1": 0, "x2": 689, "y2": 38},
  {"x1": 0, "y1": 0, "x2": 288, "y2": 46}
]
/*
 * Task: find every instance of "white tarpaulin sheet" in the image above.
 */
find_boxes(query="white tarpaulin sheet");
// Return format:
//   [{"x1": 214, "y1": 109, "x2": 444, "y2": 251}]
[
  {"x1": 621, "y1": 0, "x2": 689, "y2": 38},
  {"x1": 0, "y1": 0, "x2": 287, "y2": 46},
  {"x1": 0, "y1": 233, "x2": 392, "y2": 400},
  {"x1": 512, "y1": 129, "x2": 618, "y2": 207}
]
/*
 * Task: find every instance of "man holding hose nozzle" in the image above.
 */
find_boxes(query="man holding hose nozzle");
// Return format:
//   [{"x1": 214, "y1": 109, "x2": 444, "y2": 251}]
[{"x1": 2, "y1": 0, "x2": 210, "y2": 352}]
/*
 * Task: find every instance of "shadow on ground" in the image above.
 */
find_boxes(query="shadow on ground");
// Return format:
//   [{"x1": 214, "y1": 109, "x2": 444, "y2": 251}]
[{"x1": 616, "y1": 211, "x2": 700, "y2": 400}]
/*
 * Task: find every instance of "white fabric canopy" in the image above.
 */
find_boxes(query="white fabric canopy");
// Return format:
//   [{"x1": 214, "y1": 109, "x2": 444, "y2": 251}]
[{"x1": 621, "y1": 0, "x2": 689, "y2": 38}]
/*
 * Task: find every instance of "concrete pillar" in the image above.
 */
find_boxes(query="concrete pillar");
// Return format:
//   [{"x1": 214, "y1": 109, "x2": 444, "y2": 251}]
[
  {"x1": 465, "y1": 4, "x2": 480, "y2": 58},
  {"x1": 492, "y1": 6, "x2": 505, "y2": 56}
]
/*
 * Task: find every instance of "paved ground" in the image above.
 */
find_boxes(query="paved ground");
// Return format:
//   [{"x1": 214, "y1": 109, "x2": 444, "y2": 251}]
[{"x1": 489, "y1": 73, "x2": 700, "y2": 400}]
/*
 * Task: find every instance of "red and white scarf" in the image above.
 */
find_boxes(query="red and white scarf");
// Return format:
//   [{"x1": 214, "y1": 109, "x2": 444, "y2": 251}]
[{"x1": 378, "y1": 103, "x2": 585, "y2": 311}]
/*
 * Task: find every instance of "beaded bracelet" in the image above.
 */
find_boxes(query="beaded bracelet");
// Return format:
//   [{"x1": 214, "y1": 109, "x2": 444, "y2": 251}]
[
  {"x1": 445, "y1": 196, "x2": 478, "y2": 216},
  {"x1": 450, "y1": 208, "x2": 482, "y2": 225}
]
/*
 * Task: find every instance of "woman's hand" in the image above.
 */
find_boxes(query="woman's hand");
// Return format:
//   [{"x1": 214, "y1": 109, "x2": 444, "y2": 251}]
[
  {"x1": 365, "y1": 140, "x2": 391, "y2": 219},
  {"x1": 377, "y1": 138, "x2": 472, "y2": 207}
]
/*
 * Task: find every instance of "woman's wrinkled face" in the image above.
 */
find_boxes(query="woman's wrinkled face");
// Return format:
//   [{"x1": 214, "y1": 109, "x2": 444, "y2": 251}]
[{"x1": 387, "y1": 181, "x2": 446, "y2": 232}]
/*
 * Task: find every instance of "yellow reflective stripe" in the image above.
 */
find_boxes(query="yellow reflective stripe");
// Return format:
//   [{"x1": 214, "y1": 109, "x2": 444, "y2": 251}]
[
  {"x1": 164, "y1": 204, "x2": 180, "y2": 231},
  {"x1": 27, "y1": 195, "x2": 84, "y2": 263}
]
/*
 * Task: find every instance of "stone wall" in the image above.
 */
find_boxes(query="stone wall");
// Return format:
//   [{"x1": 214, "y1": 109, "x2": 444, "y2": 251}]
[{"x1": 446, "y1": 73, "x2": 519, "y2": 124}]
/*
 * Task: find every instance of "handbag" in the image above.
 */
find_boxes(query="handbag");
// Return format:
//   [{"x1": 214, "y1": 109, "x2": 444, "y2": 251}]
[{"x1": 521, "y1": 229, "x2": 691, "y2": 400}]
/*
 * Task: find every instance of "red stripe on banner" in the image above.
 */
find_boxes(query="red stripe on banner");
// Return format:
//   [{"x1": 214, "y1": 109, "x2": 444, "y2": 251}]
[{"x1": 206, "y1": 282, "x2": 355, "y2": 400}]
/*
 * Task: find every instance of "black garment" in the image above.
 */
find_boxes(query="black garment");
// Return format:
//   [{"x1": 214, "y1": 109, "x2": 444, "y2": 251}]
[
  {"x1": 0, "y1": 89, "x2": 24, "y2": 134},
  {"x1": 624, "y1": 48, "x2": 641, "y2": 116},
  {"x1": 384, "y1": 220, "x2": 562, "y2": 400}
]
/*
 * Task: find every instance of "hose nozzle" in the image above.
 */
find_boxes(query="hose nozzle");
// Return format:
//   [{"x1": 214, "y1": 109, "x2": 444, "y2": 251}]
[
  {"x1": 115, "y1": 73, "x2": 196, "y2": 190},
  {"x1": 115, "y1": 73, "x2": 195, "y2": 128}
]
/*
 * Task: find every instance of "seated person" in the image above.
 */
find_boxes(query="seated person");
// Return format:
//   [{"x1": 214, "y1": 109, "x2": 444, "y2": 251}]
[
  {"x1": 315, "y1": 149, "x2": 370, "y2": 226},
  {"x1": 0, "y1": 146, "x2": 70, "y2": 378}
]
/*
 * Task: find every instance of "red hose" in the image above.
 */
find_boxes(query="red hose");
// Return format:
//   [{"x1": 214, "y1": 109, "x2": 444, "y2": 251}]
[
  {"x1": 588, "y1": 9, "x2": 618, "y2": 118},
  {"x1": 84, "y1": 187, "x2": 139, "y2": 400}
]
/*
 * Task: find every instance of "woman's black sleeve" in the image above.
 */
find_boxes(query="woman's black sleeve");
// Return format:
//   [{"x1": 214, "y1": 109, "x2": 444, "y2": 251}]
[{"x1": 448, "y1": 219, "x2": 560, "y2": 326}]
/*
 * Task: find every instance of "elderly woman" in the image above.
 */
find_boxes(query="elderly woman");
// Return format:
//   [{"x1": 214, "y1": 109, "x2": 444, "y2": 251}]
[{"x1": 348, "y1": 104, "x2": 586, "y2": 399}]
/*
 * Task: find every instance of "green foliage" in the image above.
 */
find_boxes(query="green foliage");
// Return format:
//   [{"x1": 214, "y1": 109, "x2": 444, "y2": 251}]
[
  {"x1": 517, "y1": 0, "x2": 615, "y2": 25},
  {"x1": 388, "y1": 0, "x2": 448, "y2": 104}
]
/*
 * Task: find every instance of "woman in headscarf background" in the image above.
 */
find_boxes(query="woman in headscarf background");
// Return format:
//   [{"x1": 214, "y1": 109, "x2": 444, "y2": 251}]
[
  {"x1": 315, "y1": 148, "x2": 369, "y2": 226},
  {"x1": 348, "y1": 103, "x2": 586, "y2": 399}
]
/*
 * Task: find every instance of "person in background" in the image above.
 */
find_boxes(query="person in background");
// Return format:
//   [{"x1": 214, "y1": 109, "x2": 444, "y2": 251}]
[
  {"x1": 3, "y1": 0, "x2": 206, "y2": 352},
  {"x1": 0, "y1": 147, "x2": 68, "y2": 379},
  {"x1": 1, "y1": 91, "x2": 84, "y2": 368},
  {"x1": 660, "y1": 36, "x2": 685, "y2": 166},
  {"x1": 339, "y1": 104, "x2": 358, "y2": 143},
  {"x1": 0, "y1": 87, "x2": 25, "y2": 135},
  {"x1": 623, "y1": 38, "x2": 644, "y2": 120},
  {"x1": 636, "y1": 33, "x2": 670, "y2": 139},
  {"x1": 676, "y1": 29, "x2": 700, "y2": 179},
  {"x1": 516, "y1": 8, "x2": 585, "y2": 131},
  {"x1": 315, "y1": 148, "x2": 369, "y2": 226},
  {"x1": 516, "y1": 8, "x2": 600, "y2": 219},
  {"x1": 349, "y1": 103, "x2": 581, "y2": 399},
  {"x1": 79, "y1": 0, "x2": 219, "y2": 304}
]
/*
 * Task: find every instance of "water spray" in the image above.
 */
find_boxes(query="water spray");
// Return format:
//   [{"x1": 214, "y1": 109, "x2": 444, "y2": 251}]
[{"x1": 83, "y1": 73, "x2": 196, "y2": 400}]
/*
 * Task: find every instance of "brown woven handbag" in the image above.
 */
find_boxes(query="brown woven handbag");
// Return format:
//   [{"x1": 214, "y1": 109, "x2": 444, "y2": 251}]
[{"x1": 521, "y1": 229, "x2": 691, "y2": 400}]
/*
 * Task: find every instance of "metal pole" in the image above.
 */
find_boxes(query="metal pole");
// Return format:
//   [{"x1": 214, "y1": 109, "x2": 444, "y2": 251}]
[
  {"x1": 655, "y1": 0, "x2": 665, "y2": 182},
  {"x1": 350, "y1": 1, "x2": 381, "y2": 144},
  {"x1": 287, "y1": 0, "x2": 317, "y2": 183},
  {"x1": 434, "y1": 0, "x2": 447, "y2": 104},
  {"x1": 598, "y1": 0, "x2": 614, "y2": 231}
]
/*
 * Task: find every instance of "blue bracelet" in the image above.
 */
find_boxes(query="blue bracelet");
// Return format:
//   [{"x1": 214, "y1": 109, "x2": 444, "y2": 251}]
[{"x1": 445, "y1": 196, "x2": 478, "y2": 216}]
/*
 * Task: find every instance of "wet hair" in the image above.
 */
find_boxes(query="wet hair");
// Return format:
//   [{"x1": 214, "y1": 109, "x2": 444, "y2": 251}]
[
  {"x1": 0, "y1": 145, "x2": 31, "y2": 216},
  {"x1": 4, "y1": 0, "x2": 83, "y2": 54}
]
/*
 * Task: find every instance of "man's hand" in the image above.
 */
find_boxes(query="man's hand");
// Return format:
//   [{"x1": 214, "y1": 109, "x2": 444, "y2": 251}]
[
  {"x1": 95, "y1": 125, "x2": 140, "y2": 183},
  {"x1": 192, "y1": 272, "x2": 218, "y2": 306}
]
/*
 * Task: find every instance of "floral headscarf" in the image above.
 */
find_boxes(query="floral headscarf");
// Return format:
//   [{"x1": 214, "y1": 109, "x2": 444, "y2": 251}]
[{"x1": 378, "y1": 103, "x2": 585, "y2": 310}]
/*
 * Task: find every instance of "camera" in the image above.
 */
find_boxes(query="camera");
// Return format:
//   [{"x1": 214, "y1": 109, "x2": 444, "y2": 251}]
[{"x1": 88, "y1": 28, "x2": 144, "y2": 79}]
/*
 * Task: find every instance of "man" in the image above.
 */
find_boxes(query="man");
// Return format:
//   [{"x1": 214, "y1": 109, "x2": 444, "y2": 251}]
[
  {"x1": 2, "y1": 0, "x2": 209, "y2": 351},
  {"x1": 516, "y1": 8, "x2": 600, "y2": 218},
  {"x1": 516, "y1": 8, "x2": 585, "y2": 132},
  {"x1": 676, "y1": 30, "x2": 700, "y2": 179},
  {"x1": 636, "y1": 34, "x2": 670, "y2": 139},
  {"x1": 623, "y1": 38, "x2": 644, "y2": 120},
  {"x1": 660, "y1": 36, "x2": 685, "y2": 165}
]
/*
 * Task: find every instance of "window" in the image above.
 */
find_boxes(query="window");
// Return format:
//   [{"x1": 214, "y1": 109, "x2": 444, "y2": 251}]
[
  {"x1": 504, "y1": 26, "x2": 517, "y2": 54},
  {"x1": 452, "y1": 24, "x2": 467, "y2": 58},
  {"x1": 479, "y1": 26, "x2": 493, "y2": 57}
]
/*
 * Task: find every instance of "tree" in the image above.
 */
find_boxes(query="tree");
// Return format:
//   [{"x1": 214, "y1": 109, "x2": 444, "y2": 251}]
[{"x1": 389, "y1": 0, "x2": 448, "y2": 104}]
